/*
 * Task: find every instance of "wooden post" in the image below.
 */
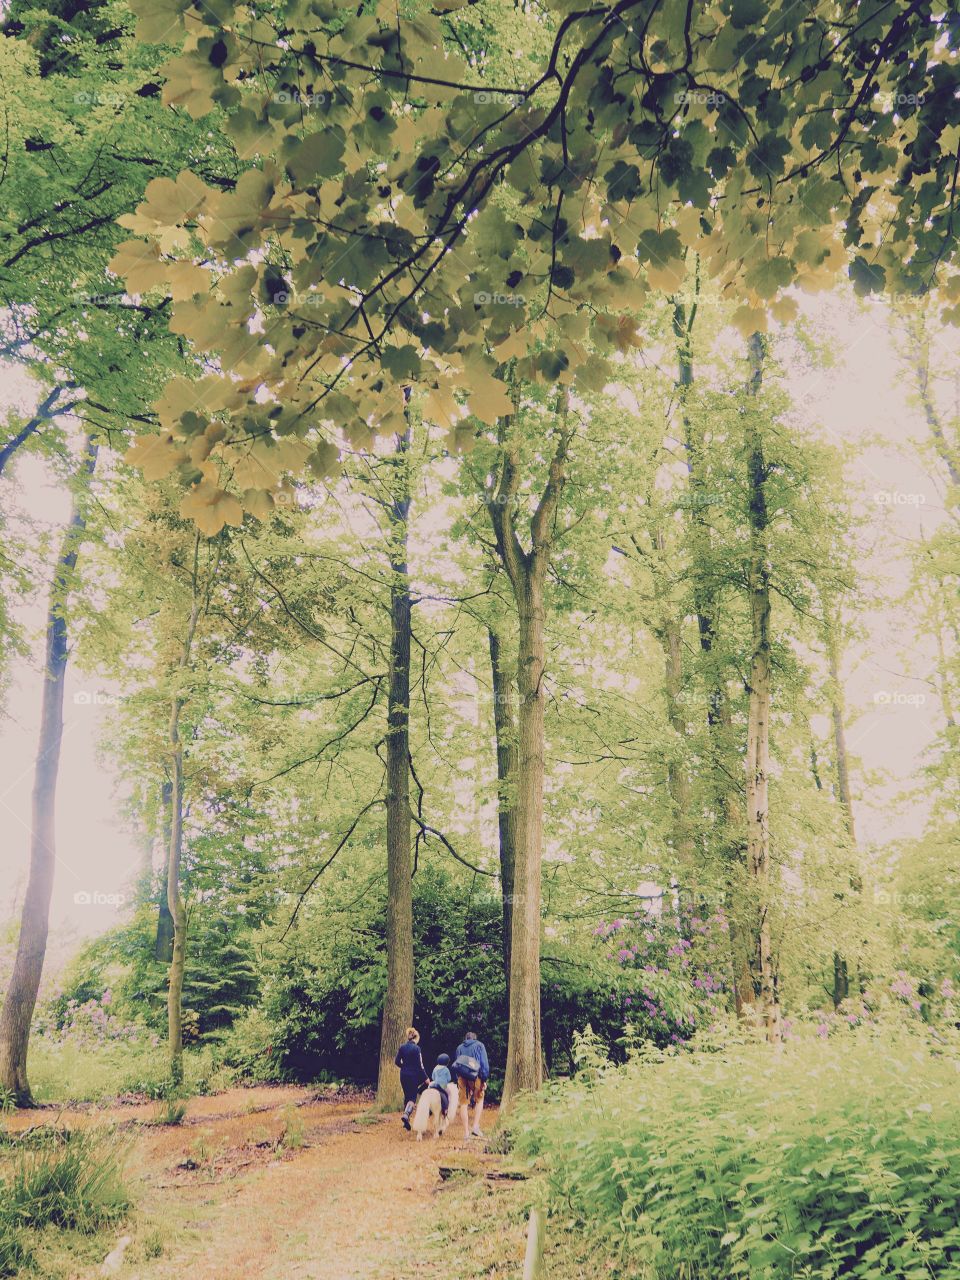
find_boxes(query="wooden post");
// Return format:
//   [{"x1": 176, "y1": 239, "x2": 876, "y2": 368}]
[{"x1": 523, "y1": 1205, "x2": 545, "y2": 1280}]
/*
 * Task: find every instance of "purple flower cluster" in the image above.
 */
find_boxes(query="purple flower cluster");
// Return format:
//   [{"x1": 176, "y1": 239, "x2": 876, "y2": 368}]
[
  {"x1": 890, "y1": 969, "x2": 922, "y2": 1011},
  {"x1": 37, "y1": 990, "x2": 143, "y2": 1048},
  {"x1": 593, "y1": 904, "x2": 729, "y2": 1048}
]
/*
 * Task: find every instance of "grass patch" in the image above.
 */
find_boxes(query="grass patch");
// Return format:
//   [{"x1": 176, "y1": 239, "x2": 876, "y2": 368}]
[
  {"x1": 148, "y1": 1099, "x2": 187, "y2": 1127},
  {"x1": 26, "y1": 1038, "x2": 229, "y2": 1104}
]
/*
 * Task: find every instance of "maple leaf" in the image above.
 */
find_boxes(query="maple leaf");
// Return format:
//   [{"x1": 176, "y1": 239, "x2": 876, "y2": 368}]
[{"x1": 179, "y1": 481, "x2": 244, "y2": 536}]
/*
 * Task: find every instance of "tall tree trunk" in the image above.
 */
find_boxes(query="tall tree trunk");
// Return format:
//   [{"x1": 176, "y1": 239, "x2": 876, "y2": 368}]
[
  {"x1": 0, "y1": 436, "x2": 97, "y2": 1103},
  {"x1": 658, "y1": 560, "x2": 695, "y2": 877},
  {"x1": 488, "y1": 625, "x2": 518, "y2": 1002},
  {"x1": 674, "y1": 298, "x2": 749, "y2": 1010},
  {"x1": 901, "y1": 309, "x2": 960, "y2": 490},
  {"x1": 743, "y1": 333, "x2": 780, "y2": 1040},
  {"x1": 487, "y1": 391, "x2": 571, "y2": 1110},
  {"x1": 155, "y1": 778, "x2": 175, "y2": 964},
  {"x1": 504, "y1": 568, "x2": 548, "y2": 1105},
  {"x1": 375, "y1": 428, "x2": 414, "y2": 1110},
  {"x1": 823, "y1": 600, "x2": 858, "y2": 1006},
  {"x1": 166, "y1": 556, "x2": 200, "y2": 1086}
]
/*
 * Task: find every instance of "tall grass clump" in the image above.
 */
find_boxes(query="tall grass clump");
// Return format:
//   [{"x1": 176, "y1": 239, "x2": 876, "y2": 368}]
[
  {"x1": 0, "y1": 1217, "x2": 31, "y2": 1279},
  {"x1": 514, "y1": 1030, "x2": 960, "y2": 1279},
  {"x1": 0, "y1": 1130, "x2": 128, "y2": 1253}
]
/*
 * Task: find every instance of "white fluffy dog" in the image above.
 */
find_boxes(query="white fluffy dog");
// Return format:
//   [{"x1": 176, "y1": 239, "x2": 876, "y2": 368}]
[{"x1": 411, "y1": 1082, "x2": 458, "y2": 1140}]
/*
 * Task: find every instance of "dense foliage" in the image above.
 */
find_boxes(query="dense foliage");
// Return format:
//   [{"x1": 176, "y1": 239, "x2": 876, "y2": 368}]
[{"x1": 516, "y1": 1031, "x2": 960, "y2": 1279}]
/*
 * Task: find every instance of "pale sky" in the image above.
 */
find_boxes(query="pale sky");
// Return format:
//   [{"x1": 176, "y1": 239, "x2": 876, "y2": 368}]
[{"x1": 0, "y1": 290, "x2": 955, "y2": 954}]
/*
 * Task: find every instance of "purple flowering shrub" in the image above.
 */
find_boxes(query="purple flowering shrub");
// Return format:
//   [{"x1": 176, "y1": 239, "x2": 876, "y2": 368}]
[
  {"x1": 799, "y1": 968, "x2": 956, "y2": 1041},
  {"x1": 33, "y1": 989, "x2": 149, "y2": 1048},
  {"x1": 592, "y1": 904, "x2": 729, "y2": 1047}
]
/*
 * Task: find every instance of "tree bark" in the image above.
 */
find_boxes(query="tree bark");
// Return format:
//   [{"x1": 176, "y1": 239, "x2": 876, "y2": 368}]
[
  {"x1": 657, "y1": 550, "x2": 695, "y2": 876},
  {"x1": 166, "y1": 550, "x2": 200, "y2": 1086},
  {"x1": 375, "y1": 426, "x2": 414, "y2": 1110},
  {"x1": 155, "y1": 779, "x2": 175, "y2": 964},
  {"x1": 901, "y1": 309, "x2": 960, "y2": 489},
  {"x1": 743, "y1": 333, "x2": 780, "y2": 1040},
  {"x1": 823, "y1": 600, "x2": 857, "y2": 1006},
  {"x1": 0, "y1": 436, "x2": 97, "y2": 1103},
  {"x1": 487, "y1": 390, "x2": 571, "y2": 1110},
  {"x1": 505, "y1": 569, "x2": 548, "y2": 1105},
  {"x1": 674, "y1": 299, "x2": 748, "y2": 1008},
  {"x1": 488, "y1": 625, "x2": 518, "y2": 1002}
]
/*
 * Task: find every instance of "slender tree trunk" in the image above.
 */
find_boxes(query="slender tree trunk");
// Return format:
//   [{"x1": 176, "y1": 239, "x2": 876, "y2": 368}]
[
  {"x1": 902, "y1": 311, "x2": 960, "y2": 489},
  {"x1": 155, "y1": 779, "x2": 175, "y2": 963},
  {"x1": 488, "y1": 625, "x2": 518, "y2": 1002},
  {"x1": 167, "y1": 566, "x2": 200, "y2": 1086},
  {"x1": 674, "y1": 299, "x2": 749, "y2": 1010},
  {"x1": 487, "y1": 391, "x2": 571, "y2": 1110},
  {"x1": 375, "y1": 429, "x2": 414, "y2": 1110},
  {"x1": 0, "y1": 436, "x2": 97, "y2": 1103},
  {"x1": 503, "y1": 569, "x2": 547, "y2": 1106},
  {"x1": 933, "y1": 609, "x2": 957, "y2": 729},
  {"x1": 659, "y1": 586, "x2": 695, "y2": 876},
  {"x1": 823, "y1": 601, "x2": 858, "y2": 1006},
  {"x1": 743, "y1": 333, "x2": 780, "y2": 1040}
]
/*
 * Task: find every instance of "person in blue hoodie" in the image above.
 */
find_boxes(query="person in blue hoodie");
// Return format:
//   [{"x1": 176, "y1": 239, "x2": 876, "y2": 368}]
[{"x1": 451, "y1": 1030, "x2": 490, "y2": 1139}]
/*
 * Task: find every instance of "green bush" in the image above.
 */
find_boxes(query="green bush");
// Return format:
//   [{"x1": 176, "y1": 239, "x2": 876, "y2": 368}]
[
  {"x1": 514, "y1": 1030, "x2": 960, "y2": 1279},
  {"x1": 261, "y1": 863, "x2": 679, "y2": 1088},
  {"x1": 51, "y1": 900, "x2": 260, "y2": 1038},
  {"x1": 263, "y1": 864, "x2": 509, "y2": 1084},
  {"x1": 211, "y1": 1006, "x2": 284, "y2": 1083}
]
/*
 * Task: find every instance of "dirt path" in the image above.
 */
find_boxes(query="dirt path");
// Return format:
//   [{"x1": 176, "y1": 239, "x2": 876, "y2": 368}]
[{"x1": 14, "y1": 1087, "x2": 519, "y2": 1280}]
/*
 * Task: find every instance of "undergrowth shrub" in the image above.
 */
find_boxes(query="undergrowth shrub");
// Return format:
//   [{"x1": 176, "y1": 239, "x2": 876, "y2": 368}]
[{"x1": 514, "y1": 1029, "x2": 960, "y2": 1279}]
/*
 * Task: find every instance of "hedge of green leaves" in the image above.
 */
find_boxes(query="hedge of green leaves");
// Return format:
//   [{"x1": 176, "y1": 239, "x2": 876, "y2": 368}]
[{"x1": 514, "y1": 1032, "x2": 960, "y2": 1278}]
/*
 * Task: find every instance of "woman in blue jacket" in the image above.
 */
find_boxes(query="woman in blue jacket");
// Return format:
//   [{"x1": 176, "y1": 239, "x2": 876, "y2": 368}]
[{"x1": 395, "y1": 1027, "x2": 428, "y2": 1129}]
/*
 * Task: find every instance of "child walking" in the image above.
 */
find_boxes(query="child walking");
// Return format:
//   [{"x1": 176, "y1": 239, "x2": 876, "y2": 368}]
[{"x1": 428, "y1": 1052, "x2": 452, "y2": 1117}]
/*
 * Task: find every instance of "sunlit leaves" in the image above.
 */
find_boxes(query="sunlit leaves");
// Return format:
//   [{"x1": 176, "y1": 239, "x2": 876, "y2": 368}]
[
  {"x1": 466, "y1": 369, "x2": 514, "y2": 425},
  {"x1": 179, "y1": 480, "x2": 244, "y2": 536},
  {"x1": 109, "y1": 0, "x2": 960, "y2": 530},
  {"x1": 106, "y1": 238, "x2": 168, "y2": 294},
  {"x1": 124, "y1": 433, "x2": 188, "y2": 481}
]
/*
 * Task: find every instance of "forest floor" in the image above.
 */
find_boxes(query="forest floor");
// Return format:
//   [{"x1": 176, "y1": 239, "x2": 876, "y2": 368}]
[{"x1": 5, "y1": 1084, "x2": 601, "y2": 1280}]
